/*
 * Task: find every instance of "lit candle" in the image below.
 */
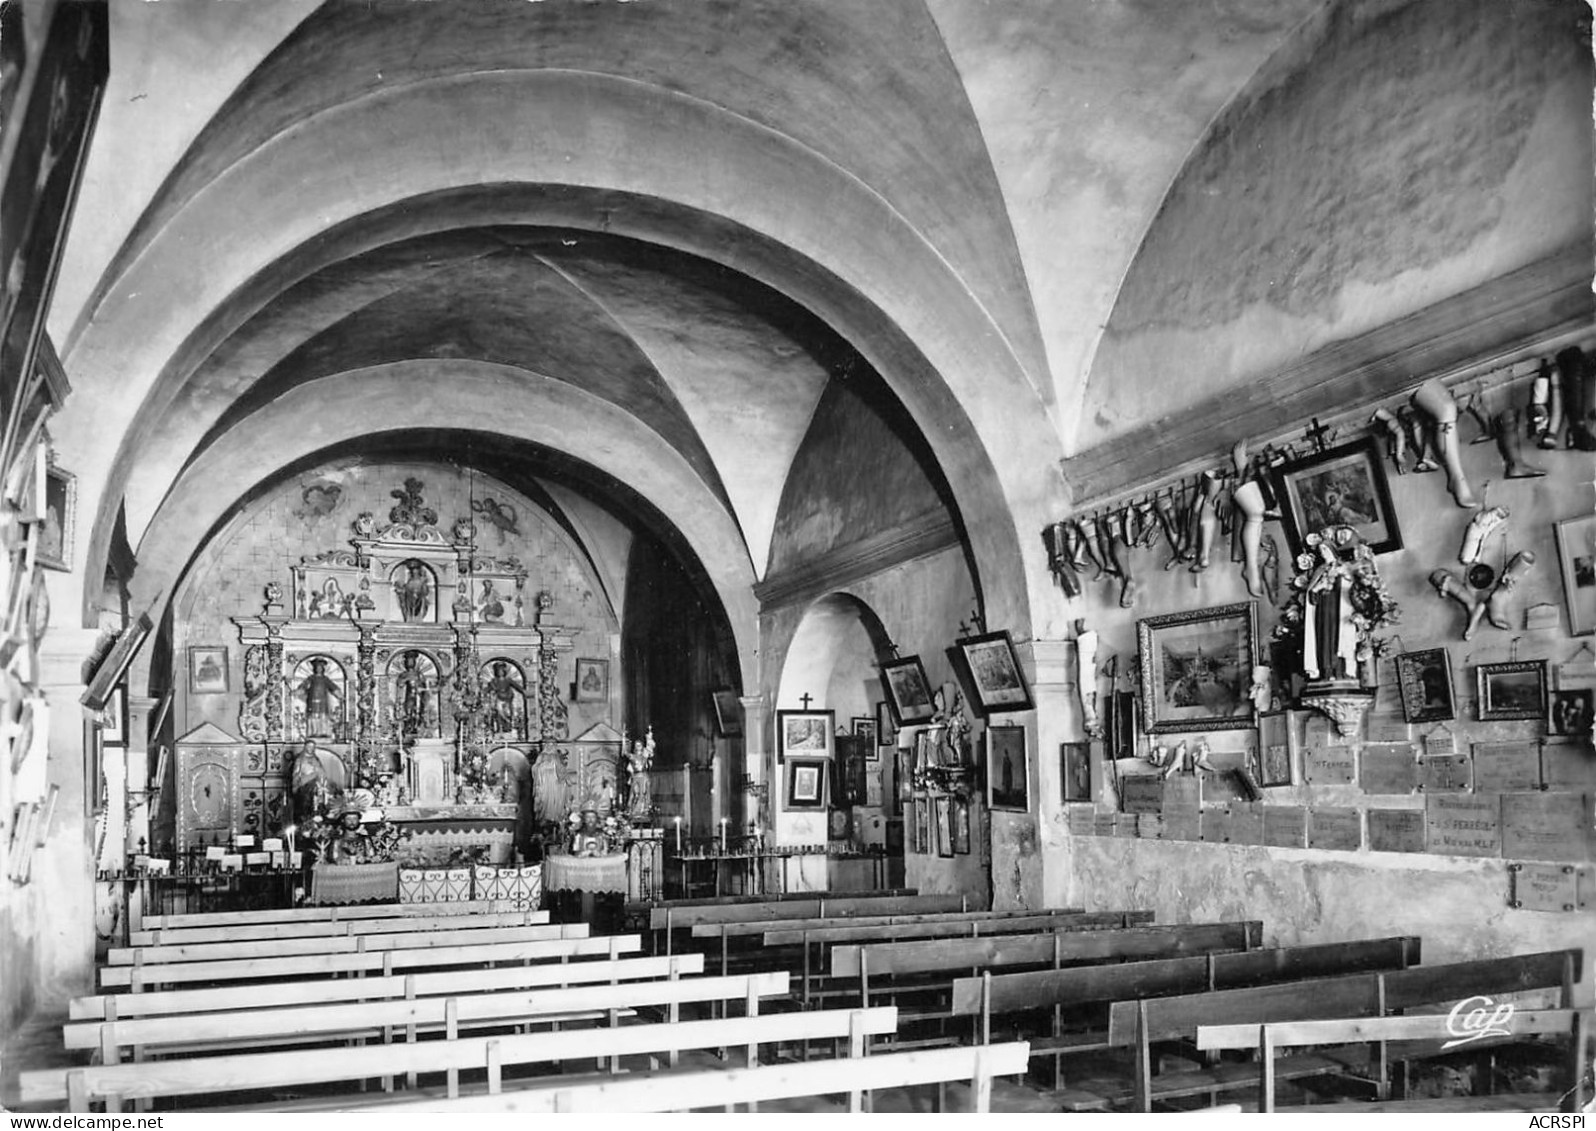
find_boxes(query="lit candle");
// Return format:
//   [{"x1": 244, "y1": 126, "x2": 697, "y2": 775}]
[
  {"x1": 674, "y1": 816, "x2": 682, "y2": 853},
  {"x1": 719, "y1": 817, "x2": 728, "y2": 852}
]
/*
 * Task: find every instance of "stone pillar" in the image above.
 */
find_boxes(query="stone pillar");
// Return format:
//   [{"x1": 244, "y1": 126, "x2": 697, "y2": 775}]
[
  {"x1": 1027, "y1": 638, "x2": 1080, "y2": 911},
  {"x1": 738, "y1": 693, "x2": 772, "y2": 886}
]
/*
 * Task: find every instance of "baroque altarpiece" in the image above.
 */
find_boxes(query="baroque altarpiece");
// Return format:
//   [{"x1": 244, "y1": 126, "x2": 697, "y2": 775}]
[{"x1": 205, "y1": 479, "x2": 598, "y2": 864}]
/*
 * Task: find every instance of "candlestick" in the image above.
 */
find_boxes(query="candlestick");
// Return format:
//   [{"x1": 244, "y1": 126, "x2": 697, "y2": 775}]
[
  {"x1": 674, "y1": 816, "x2": 682, "y2": 853},
  {"x1": 719, "y1": 817, "x2": 727, "y2": 852}
]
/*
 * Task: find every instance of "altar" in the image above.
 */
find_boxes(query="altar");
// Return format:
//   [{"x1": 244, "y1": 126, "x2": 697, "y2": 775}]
[{"x1": 386, "y1": 803, "x2": 519, "y2": 866}]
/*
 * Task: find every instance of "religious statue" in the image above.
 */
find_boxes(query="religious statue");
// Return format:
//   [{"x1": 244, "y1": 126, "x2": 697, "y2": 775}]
[
  {"x1": 394, "y1": 560, "x2": 432, "y2": 622},
  {"x1": 625, "y1": 728, "x2": 656, "y2": 822},
  {"x1": 530, "y1": 747, "x2": 572, "y2": 828},
  {"x1": 479, "y1": 579, "x2": 505, "y2": 623},
  {"x1": 566, "y1": 808, "x2": 610, "y2": 857},
  {"x1": 327, "y1": 805, "x2": 371, "y2": 865},
  {"x1": 393, "y1": 650, "x2": 430, "y2": 736},
  {"x1": 290, "y1": 740, "x2": 331, "y2": 827},
  {"x1": 300, "y1": 657, "x2": 343, "y2": 739},
  {"x1": 486, "y1": 660, "x2": 520, "y2": 736}
]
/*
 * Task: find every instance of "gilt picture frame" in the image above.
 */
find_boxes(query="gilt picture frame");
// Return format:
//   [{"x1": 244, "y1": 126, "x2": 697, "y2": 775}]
[
  {"x1": 1271, "y1": 437, "x2": 1401, "y2": 558},
  {"x1": 954, "y1": 631, "x2": 1033, "y2": 716},
  {"x1": 786, "y1": 757, "x2": 828, "y2": 809},
  {"x1": 1136, "y1": 602, "x2": 1257, "y2": 734},
  {"x1": 1475, "y1": 660, "x2": 1547, "y2": 722},
  {"x1": 777, "y1": 709, "x2": 836, "y2": 762},
  {"x1": 1394, "y1": 648, "x2": 1455, "y2": 725},
  {"x1": 188, "y1": 646, "x2": 229, "y2": 695},
  {"x1": 1554, "y1": 513, "x2": 1596, "y2": 637},
  {"x1": 880, "y1": 655, "x2": 936, "y2": 726},
  {"x1": 985, "y1": 725, "x2": 1029, "y2": 812},
  {"x1": 573, "y1": 658, "x2": 609, "y2": 703}
]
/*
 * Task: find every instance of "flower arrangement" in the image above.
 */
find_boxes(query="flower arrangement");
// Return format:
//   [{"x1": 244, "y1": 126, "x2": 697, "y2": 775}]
[{"x1": 1274, "y1": 524, "x2": 1399, "y2": 682}]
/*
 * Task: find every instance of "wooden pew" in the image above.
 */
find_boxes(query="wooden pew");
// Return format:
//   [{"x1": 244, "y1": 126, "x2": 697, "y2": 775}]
[
  {"x1": 100, "y1": 930, "x2": 638, "y2": 991},
  {"x1": 64, "y1": 970, "x2": 793, "y2": 1067},
  {"x1": 369, "y1": 1041, "x2": 1035, "y2": 1113},
  {"x1": 73, "y1": 950, "x2": 698, "y2": 1022},
  {"x1": 1197, "y1": 1008, "x2": 1590, "y2": 1113},
  {"x1": 632, "y1": 888, "x2": 915, "y2": 913},
  {"x1": 128, "y1": 908, "x2": 550, "y2": 947},
  {"x1": 1069, "y1": 947, "x2": 1581, "y2": 1111},
  {"x1": 137, "y1": 899, "x2": 518, "y2": 930},
  {"x1": 653, "y1": 893, "x2": 969, "y2": 953},
  {"x1": 32, "y1": 1006, "x2": 901, "y2": 1111},
  {"x1": 952, "y1": 935, "x2": 1417, "y2": 1082},
  {"x1": 108, "y1": 923, "x2": 577, "y2": 966}
]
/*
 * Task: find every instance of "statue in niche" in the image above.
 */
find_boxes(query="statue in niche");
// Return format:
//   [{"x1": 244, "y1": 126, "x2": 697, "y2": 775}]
[
  {"x1": 297, "y1": 657, "x2": 344, "y2": 740},
  {"x1": 391, "y1": 650, "x2": 437, "y2": 738},
  {"x1": 393, "y1": 560, "x2": 432, "y2": 622},
  {"x1": 484, "y1": 660, "x2": 523, "y2": 737},
  {"x1": 290, "y1": 739, "x2": 334, "y2": 826},
  {"x1": 478, "y1": 579, "x2": 505, "y2": 623},
  {"x1": 530, "y1": 747, "x2": 573, "y2": 828}
]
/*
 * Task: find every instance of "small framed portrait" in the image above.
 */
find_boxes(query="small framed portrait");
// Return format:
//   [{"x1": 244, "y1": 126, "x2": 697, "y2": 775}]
[
  {"x1": 1548, "y1": 689, "x2": 1594, "y2": 737},
  {"x1": 1554, "y1": 514, "x2": 1596, "y2": 636},
  {"x1": 1394, "y1": 648, "x2": 1456, "y2": 724},
  {"x1": 880, "y1": 655, "x2": 936, "y2": 726},
  {"x1": 777, "y1": 709, "x2": 836, "y2": 761},
  {"x1": 955, "y1": 631, "x2": 1033, "y2": 716},
  {"x1": 852, "y1": 715, "x2": 876, "y2": 749},
  {"x1": 36, "y1": 464, "x2": 76, "y2": 572},
  {"x1": 912, "y1": 795, "x2": 931, "y2": 854},
  {"x1": 1254, "y1": 711, "x2": 1293, "y2": 787},
  {"x1": 934, "y1": 795, "x2": 954, "y2": 858},
  {"x1": 711, "y1": 689, "x2": 743, "y2": 737},
  {"x1": 786, "y1": 757, "x2": 828, "y2": 809},
  {"x1": 1270, "y1": 437, "x2": 1401, "y2": 558},
  {"x1": 951, "y1": 796, "x2": 972, "y2": 855},
  {"x1": 986, "y1": 725, "x2": 1029, "y2": 812},
  {"x1": 188, "y1": 646, "x2": 229, "y2": 695},
  {"x1": 1475, "y1": 660, "x2": 1548, "y2": 722},
  {"x1": 1060, "y1": 741, "x2": 1091, "y2": 802},
  {"x1": 573, "y1": 658, "x2": 609, "y2": 702},
  {"x1": 101, "y1": 685, "x2": 126, "y2": 747},
  {"x1": 874, "y1": 700, "x2": 896, "y2": 750},
  {"x1": 827, "y1": 806, "x2": 851, "y2": 841},
  {"x1": 1136, "y1": 602, "x2": 1258, "y2": 734}
]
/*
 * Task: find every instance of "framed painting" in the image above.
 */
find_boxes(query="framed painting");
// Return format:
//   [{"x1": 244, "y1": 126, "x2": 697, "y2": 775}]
[
  {"x1": 36, "y1": 465, "x2": 75, "y2": 572},
  {"x1": 1394, "y1": 648, "x2": 1455, "y2": 724},
  {"x1": 1136, "y1": 602, "x2": 1257, "y2": 733},
  {"x1": 786, "y1": 757, "x2": 828, "y2": 810},
  {"x1": 573, "y1": 658, "x2": 609, "y2": 702},
  {"x1": 1549, "y1": 689, "x2": 1594, "y2": 737},
  {"x1": 895, "y1": 745, "x2": 915, "y2": 803},
  {"x1": 955, "y1": 631, "x2": 1033, "y2": 716},
  {"x1": 1475, "y1": 660, "x2": 1547, "y2": 722},
  {"x1": 1271, "y1": 437, "x2": 1401, "y2": 557},
  {"x1": 1554, "y1": 514, "x2": 1596, "y2": 636},
  {"x1": 951, "y1": 795, "x2": 972, "y2": 855},
  {"x1": 777, "y1": 709, "x2": 836, "y2": 761},
  {"x1": 711, "y1": 689, "x2": 743, "y2": 737},
  {"x1": 934, "y1": 795, "x2": 954, "y2": 858},
  {"x1": 880, "y1": 655, "x2": 936, "y2": 726},
  {"x1": 852, "y1": 715, "x2": 876, "y2": 749},
  {"x1": 188, "y1": 646, "x2": 229, "y2": 695},
  {"x1": 912, "y1": 795, "x2": 931, "y2": 855},
  {"x1": 986, "y1": 725, "x2": 1029, "y2": 812},
  {"x1": 874, "y1": 700, "x2": 895, "y2": 752},
  {"x1": 1060, "y1": 741, "x2": 1091, "y2": 802}
]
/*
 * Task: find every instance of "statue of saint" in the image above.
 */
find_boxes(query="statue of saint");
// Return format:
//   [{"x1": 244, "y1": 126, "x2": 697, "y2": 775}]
[
  {"x1": 300, "y1": 658, "x2": 342, "y2": 739},
  {"x1": 394, "y1": 561, "x2": 431, "y2": 622},
  {"x1": 327, "y1": 806, "x2": 370, "y2": 865},
  {"x1": 393, "y1": 651, "x2": 429, "y2": 736},
  {"x1": 290, "y1": 740, "x2": 329, "y2": 826},
  {"x1": 486, "y1": 661, "x2": 519, "y2": 736},
  {"x1": 530, "y1": 747, "x2": 571, "y2": 828},
  {"x1": 567, "y1": 809, "x2": 609, "y2": 857}
]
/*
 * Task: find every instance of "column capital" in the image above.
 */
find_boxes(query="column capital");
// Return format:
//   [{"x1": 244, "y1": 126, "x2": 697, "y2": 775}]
[{"x1": 1019, "y1": 637, "x2": 1076, "y2": 686}]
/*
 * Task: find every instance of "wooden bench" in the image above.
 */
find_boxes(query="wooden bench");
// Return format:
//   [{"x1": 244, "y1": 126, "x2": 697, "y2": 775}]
[
  {"x1": 136, "y1": 899, "x2": 519, "y2": 930},
  {"x1": 653, "y1": 893, "x2": 969, "y2": 952},
  {"x1": 1064, "y1": 947, "x2": 1581, "y2": 1112},
  {"x1": 72, "y1": 950, "x2": 701, "y2": 1022},
  {"x1": 32, "y1": 1006, "x2": 901, "y2": 1112},
  {"x1": 1197, "y1": 1008, "x2": 1591, "y2": 1112},
  {"x1": 100, "y1": 930, "x2": 638, "y2": 991},
  {"x1": 370, "y1": 1041, "x2": 1034, "y2": 1113},
  {"x1": 953, "y1": 934, "x2": 1418, "y2": 1082},
  {"x1": 128, "y1": 907, "x2": 550, "y2": 947},
  {"x1": 108, "y1": 922, "x2": 578, "y2": 966},
  {"x1": 60, "y1": 970, "x2": 794, "y2": 1070}
]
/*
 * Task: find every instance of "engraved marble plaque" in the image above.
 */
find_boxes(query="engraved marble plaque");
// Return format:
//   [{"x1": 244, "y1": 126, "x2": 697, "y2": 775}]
[
  {"x1": 1263, "y1": 805, "x2": 1307, "y2": 848},
  {"x1": 1308, "y1": 807, "x2": 1362, "y2": 851},
  {"x1": 1541, "y1": 741, "x2": 1596, "y2": 791},
  {"x1": 1361, "y1": 744, "x2": 1418, "y2": 794},
  {"x1": 1066, "y1": 806, "x2": 1097, "y2": 836},
  {"x1": 1163, "y1": 776, "x2": 1201, "y2": 813},
  {"x1": 1200, "y1": 808, "x2": 1230, "y2": 843},
  {"x1": 1137, "y1": 813, "x2": 1164, "y2": 839},
  {"x1": 1424, "y1": 729, "x2": 1458, "y2": 758},
  {"x1": 1120, "y1": 777, "x2": 1164, "y2": 814},
  {"x1": 1418, "y1": 753, "x2": 1471, "y2": 793},
  {"x1": 1304, "y1": 714, "x2": 1343, "y2": 748},
  {"x1": 1509, "y1": 862, "x2": 1590, "y2": 912},
  {"x1": 1093, "y1": 812, "x2": 1119, "y2": 837},
  {"x1": 1303, "y1": 745, "x2": 1356, "y2": 785},
  {"x1": 1162, "y1": 813, "x2": 1200, "y2": 841},
  {"x1": 1366, "y1": 714, "x2": 1410, "y2": 743},
  {"x1": 1113, "y1": 813, "x2": 1137, "y2": 837},
  {"x1": 1472, "y1": 742, "x2": 1541, "y2": 793},
  {"x1": 1501, "y1": 792, "x2": 1593, "y2": 863},
  {"x1": 1229, "y1": 804, "x2": 1264, "y2": 845},
  {"x1": 1368, "y1": 808, "x2": 1426, "y2": 853},
  {"x1": 1426, "y1": 794, "x2": 1501, "y2": 857}
]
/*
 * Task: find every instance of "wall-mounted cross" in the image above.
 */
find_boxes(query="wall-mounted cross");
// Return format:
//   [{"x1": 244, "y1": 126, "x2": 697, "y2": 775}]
[
  {"x1": 798, "y1": 693, "x2": 814, "y2": 710},
  {"x1": 1304, "y1": 418, "x2": 1334, "y2": 453}
]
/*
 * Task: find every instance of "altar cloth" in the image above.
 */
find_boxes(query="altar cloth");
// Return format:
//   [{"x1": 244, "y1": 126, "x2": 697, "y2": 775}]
[
  {"x1": 310, "y1": 861, "x2": 399, "y2": 905},
  {"x1": 543, "y1": 852, "x2": 627, "y2": 894}
]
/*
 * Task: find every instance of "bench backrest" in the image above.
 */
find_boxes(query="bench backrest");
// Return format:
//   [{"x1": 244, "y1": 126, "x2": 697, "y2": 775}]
[
  {"x1": 109, "y1": 923, "x2": 580, "y2": 965},
  {"x1": 139, "y1": 899, "x2": 516, "y2": 929},
  {"x1": 847, "y1": 921, "x2": 1261, "y2": 980},
  {"x1": 99, "y1": 931, "x2": 639, "y2": 990},
  {"x1": 652, "y1": 893, "x2": 967, "y2": 931},
  {"x1": 67, "y1": 970, "x2": 793, "y2": 1054},
  {"x1": 370, "y1": 1042, "x2": 1034, "y2": 1113},
  {"x1": 33, "y1": 1007, "x2": 900, "y2": 1110},
  {"x1": 72, "y1": 950, "x2": 701, "y2": 1021},
  {"x1": 956, "y1": 935, "x2": 1418, "y2": 1019},
  {"x1": 636, "y1": 888, "x2": 917, "y2": 912},
  {"x1": 776, "y1": 910, "x2": 1153, "y2": 949},
  {"x1": 698, "y1": 906, "x2": 1091, "y2": 941},
  {"x1": 1106, "y1": 948, "x2": 1579, "y2": 1046},
  {"x1": 128, "y1": 908, "x2": 550, "y2": 946}
]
